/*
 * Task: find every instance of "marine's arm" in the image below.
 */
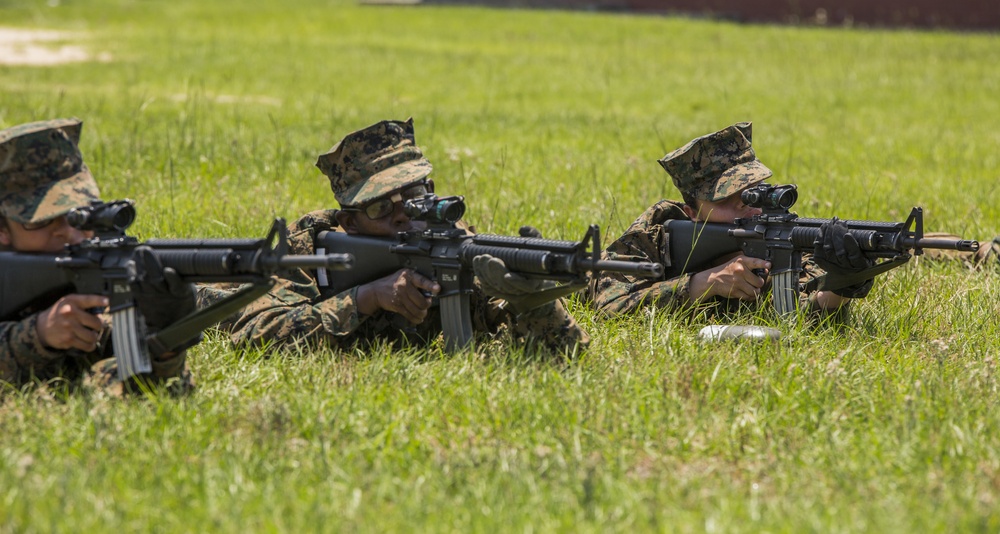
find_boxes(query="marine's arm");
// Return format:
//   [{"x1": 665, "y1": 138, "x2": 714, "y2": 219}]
[
  {"x1": 470, "y1": 239, "x2": 590, "y2": 354},
  {"x1": 0, "y1": 316, "x2": 65, "y2": 383},
  {"x1": 0, "y1": 292, "x2": 111, "y2": 384},
  {"x1": 509, "y1": 298, "x2": 590, "y2": 353},
  {"x1": 589, "y1": 201, "x2": 702, "y2": 315},
  {"x1": 225, "y1": 266, "x2": 366, "y2": 347}
]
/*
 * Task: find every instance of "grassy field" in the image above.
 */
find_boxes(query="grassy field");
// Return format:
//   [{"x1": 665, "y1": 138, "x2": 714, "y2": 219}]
[{"x1": 1, "y1": 0, "x2": 999, "y2": 531}]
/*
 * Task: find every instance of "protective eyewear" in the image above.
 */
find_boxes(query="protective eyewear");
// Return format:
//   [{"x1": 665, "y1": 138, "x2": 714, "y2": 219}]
[
  {"x1": 20, "y1": 216, "x2": 62, "y2": 231},
  {"x1": 344, "y1": 183, "x2": 431, "y2": 220}
]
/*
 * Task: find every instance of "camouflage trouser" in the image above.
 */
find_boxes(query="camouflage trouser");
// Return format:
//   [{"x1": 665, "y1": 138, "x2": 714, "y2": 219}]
[
  {"x1": 918, "y1": 233, "x2": 1000, "y2": 269},
  {"x1": 83, "y1": 354, "x2": 194, "y2": 397}
]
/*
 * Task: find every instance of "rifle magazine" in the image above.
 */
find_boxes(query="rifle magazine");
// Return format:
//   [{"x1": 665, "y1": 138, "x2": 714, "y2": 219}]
[
  {"x1": 772, "y1": 271, "x2": 799, "y2": 317},
  {"x1": 112, "y1": 306, "x2": 152, "y2": 381},
  {"x1": 440, "y1": 294, "x2": 474, "y2": 352}
]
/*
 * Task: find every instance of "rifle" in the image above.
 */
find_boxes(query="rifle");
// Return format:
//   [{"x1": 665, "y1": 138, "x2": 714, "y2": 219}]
[
  {"x1": 314, "y1": 194, "x2": 663, "y2": 351},
  {"x1": 0, "y1": 199, "x2": 353, "y2": 379},
  {"x1": 663, "y1": 183, "x2": 980, "y2": 316}
]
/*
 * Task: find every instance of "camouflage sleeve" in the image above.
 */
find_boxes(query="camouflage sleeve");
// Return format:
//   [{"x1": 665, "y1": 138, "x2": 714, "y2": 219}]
[
  {"x1": 0, "y1": 314, "x2": 67, "y2": 384},
  {"x1": 510, "y1": 299, "x2": 591, "y2": 354},
  {"x1": 226, "y1": 267, "x2": 365, "y2": 348},
  {"x1": 200, "y1": 209, "x2": 365, "y2": 348},
  {"x1": 589, "y1": 201, "x2": 695, "y2": 316},
  {"x1": 591, "y1": 271, "x2": 694, "y2": 316},
  {"x1": 468, "y1": 279, "x2": 590, "y2": 354},
  {"x1": 798, "y1": 255, "x2": 851, "y2": 322}
]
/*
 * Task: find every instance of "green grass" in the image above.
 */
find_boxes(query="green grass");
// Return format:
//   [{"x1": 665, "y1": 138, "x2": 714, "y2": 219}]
[{"x1": 1, "y1": 0, "x2": 999, "y2": 531}]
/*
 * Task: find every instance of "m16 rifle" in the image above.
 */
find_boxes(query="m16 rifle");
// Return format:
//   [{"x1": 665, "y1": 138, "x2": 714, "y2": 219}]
[
  {"x1": 663, "y1": 183, "x2": 979, "y2": 316},
  {"x1": 0, "y1": 200, "x2": 353, "y2": 379},
  {"x1": 316, "y1": 194, "x2": 663, "y2": 351}
]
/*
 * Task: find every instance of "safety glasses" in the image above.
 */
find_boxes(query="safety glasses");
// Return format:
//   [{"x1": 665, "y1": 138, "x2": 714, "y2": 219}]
[{"x1": 343, "y1": 182, "x2": 431, "y2": 220}]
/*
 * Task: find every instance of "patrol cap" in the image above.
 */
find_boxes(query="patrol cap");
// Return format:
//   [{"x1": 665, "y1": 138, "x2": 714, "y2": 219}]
[
  {"x1": 658, "y1": 122, "x2": 772, "y2": 202},
  {"x1": 315, "y1": 118, "x2": 433, "y2": 207},
  {"x1": 0, "y1": 118, "x2": 100, "y2": 224}
]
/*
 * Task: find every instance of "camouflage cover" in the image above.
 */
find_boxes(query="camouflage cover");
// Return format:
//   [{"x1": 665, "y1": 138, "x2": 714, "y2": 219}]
[
  {"x1": 198, "y1": 209, "x2": 590, "y2": 354},
  {"x1": 658, "y1": 122, "x2": 772, "y2": 202},
  {"x1": 315, "y1": 118, "x2": 433, "y2": 207},
  {"x1": 0, "y1": 118, "x2": 100, "y2": 224}
]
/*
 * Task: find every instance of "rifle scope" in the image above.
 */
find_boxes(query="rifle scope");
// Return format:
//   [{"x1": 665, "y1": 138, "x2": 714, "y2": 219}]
[
  {"x1": 741, "y1": 183, "x2": 798, "y2": 211},
  {"x1": 403, "y1": 194, "x2": 466, "y2": 225},
  {"x1": 67, "y1": 199, "x2": 136, "y2": 232}
]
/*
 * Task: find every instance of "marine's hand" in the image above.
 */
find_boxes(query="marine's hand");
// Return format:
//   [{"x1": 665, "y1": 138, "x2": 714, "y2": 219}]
[
  {"x1": 129, "y1": 246, "x2": 197, "y2": 329},
  {"x1": 518, "y1": 225, "x2": 543, "y2": 239},
  {"x1": 813, "y1": 218, "x2": 874, "y2": 298},
  {"x1": 814, "y1": 218, "x2": 871, "y2": 273},
  {"x1": 473, "y1": 254, "x2": 547, "y2": 300},
  {"x1": 690, "y1": 255, "x2": 770, "y2": 302},
  {"x1": 358, "y1": 268, "x2": 440, "y2": 324},
  {"x1": 36, "y1": 294, "x2": 108, "y2": 352}
]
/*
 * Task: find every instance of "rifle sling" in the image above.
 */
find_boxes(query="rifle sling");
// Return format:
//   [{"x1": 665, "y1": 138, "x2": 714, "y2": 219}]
[
  {"x1": 502, "y1": 281, "x2": 586, "y2": 316},
  {"x1": 146, "y1": 280, "x2": 275, "y2": 356},
  {"x1": 816, "y1": 255, "x2": 911, "y2": 293}
]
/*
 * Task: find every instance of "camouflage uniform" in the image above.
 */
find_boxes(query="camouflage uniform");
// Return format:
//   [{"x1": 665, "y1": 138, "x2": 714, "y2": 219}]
[
  {"x1": 0, "y1": 119, "x2": 191, "y2": 394},
  {"x1": 591, "y1": 122, "x2": 837, "y2": 318},
  {"x1": 201, "y1": 119, "x2": 589, "y2": 354}
]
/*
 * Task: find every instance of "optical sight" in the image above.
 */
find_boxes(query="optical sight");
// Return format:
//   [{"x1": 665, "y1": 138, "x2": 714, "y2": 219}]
[
  {"x1": 403, "y1": 194, "x2": 466, "y2": 225},
  {"x1": 67, "y1": 199, "x2": 137, "y2": 233},
  {"x1": 741, "y1": 184, "x2": 798, "y2": 211}
]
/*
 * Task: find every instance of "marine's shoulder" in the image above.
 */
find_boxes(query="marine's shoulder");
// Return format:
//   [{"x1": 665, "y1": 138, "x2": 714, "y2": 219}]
[
  {"x1": 288, "y1": 209, "x2": 340, "y2": 234},
  {"x1": 628, "y1": 199, "x2": 688, "y2": 229}
]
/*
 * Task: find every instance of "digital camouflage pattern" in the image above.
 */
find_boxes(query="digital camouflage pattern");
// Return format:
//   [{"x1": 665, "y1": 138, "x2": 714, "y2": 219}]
[
  {"x1": 589, "y1": 200, "x2": 836, "y2": 318},
  {"x1": 84, "y1": 352, "x2": 193, "y2": 397},
  {"x1": 315, "y1": 118, "x2": 433, "y2": 207},
  {"x1": 658, "y1": 122, "x2": 773, "y2": 202},
  {"x1": 0, "y1": 118, "x2": 100, "y2": 224},
  {"x1": 0, "y1": 307, "x2": 192, "y2": 395},
  {"x1": 198, "y1": 209, "x2": 590, "y2": 354}
]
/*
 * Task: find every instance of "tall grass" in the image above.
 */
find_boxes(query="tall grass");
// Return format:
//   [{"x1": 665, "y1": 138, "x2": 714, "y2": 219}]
[{"x1": 1, "y1": 0, "x2": 999, "y2": 531}]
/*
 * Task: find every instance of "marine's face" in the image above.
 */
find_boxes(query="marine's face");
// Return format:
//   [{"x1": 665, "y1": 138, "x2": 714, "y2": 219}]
[
  {"x1": 346, "y1": 199, "x2": 426, "y2": 237},
  {"x1": 337, "y1": 181, "x2": 432, "y2": 237},
  {"x1": 688, "y1": 190, "x2": 762, "y2": 223},
  {"x1": 0, "y1": 215, "x2": 92, "y2": 252}
]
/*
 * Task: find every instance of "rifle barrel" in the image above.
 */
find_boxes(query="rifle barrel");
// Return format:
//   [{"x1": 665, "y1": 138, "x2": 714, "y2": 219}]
[
  {"x1": 592, "y1": 258, "x2": 664, "y2": 278},
  {"x1": 912, "y1": 238, "x2": 979, "y2": 252},
  {"x1": 275, "y1": 253, "x2": 354, "y2": 270}
]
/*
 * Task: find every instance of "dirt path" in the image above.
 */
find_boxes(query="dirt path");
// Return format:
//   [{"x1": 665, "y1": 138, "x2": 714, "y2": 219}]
[{"x1": 0, "y1": 28, "x2": 107, "y2": 66}]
